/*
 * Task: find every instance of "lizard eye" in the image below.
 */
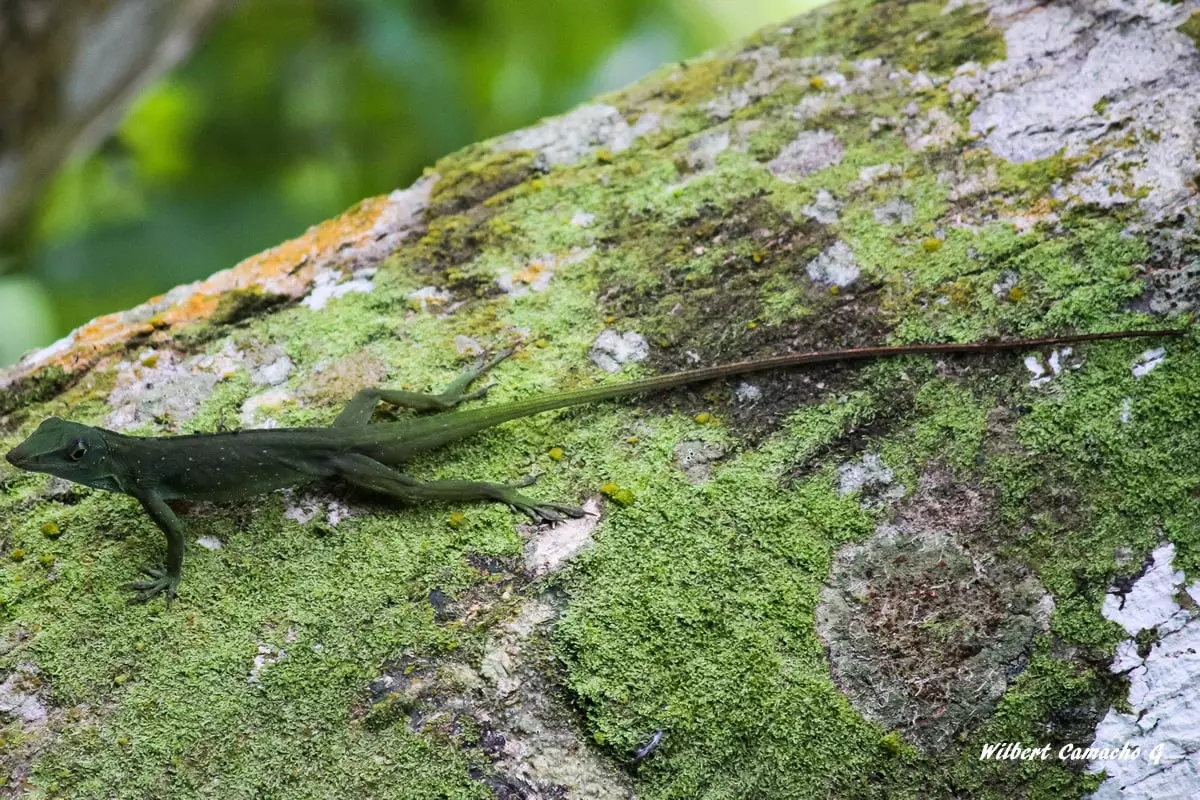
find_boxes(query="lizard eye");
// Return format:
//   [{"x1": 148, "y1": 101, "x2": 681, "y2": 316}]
[{"x1": 69, "y1": 439, "x2": 88, "y2": 461}]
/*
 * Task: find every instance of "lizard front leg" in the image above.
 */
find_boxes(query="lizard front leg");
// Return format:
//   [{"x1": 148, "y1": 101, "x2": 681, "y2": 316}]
[
  {"x1": 333, "y1": 348, "x2": 515, "y2": 427},
  {"x1": 332, "y1": 453, "x2": 585, "y2": 523},
  {"x1": 124, "y1": 491, "x2": 186, "y2": 604}
]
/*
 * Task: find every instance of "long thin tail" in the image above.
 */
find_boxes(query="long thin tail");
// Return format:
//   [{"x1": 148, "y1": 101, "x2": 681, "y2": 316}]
[{"x1": 396, "y1": 328, "x2": 1184, "y2": 448}]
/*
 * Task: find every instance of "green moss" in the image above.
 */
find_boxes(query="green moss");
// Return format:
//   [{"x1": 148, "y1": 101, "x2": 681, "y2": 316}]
[
  {"x1": 555, "y1": 412, "x2": 884, "y2": 796},
  {"x1": 1, "y1": 463, "x2": 506, "y2": 797},
  {"x1": 993, "y1": 152, "x2": 1078, "y2": 200},
  {"x1": 427, "y1": 146, "x2": 538, "y2": 217},
  {"x1": 0, "y1": 365, "x2": 72, "y2": 417},
  {"x1": 906, "y1": 379, "x2": 990, "y2": 472},
  {"x1": 1000, "y1": 332, "x2": 1200, "y2": 652},
  {"x1": 944, "y1": 647, "x2": 1112, "y2": 796},
  {"x1": 780, "y1": 0, "x2": 1005, "y2": 73},
  {"x1": 208, "y1": 286, "x2": 289, "y2": 328},
  {"x1": 615, "y1": 53, "x2": 754, "y2": 126},
  {"x1": 1177, "y1": 12, "x2": 1200, "y2": 49}
]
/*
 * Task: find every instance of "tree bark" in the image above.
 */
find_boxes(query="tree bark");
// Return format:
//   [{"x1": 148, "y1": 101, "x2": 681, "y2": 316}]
[{"x1": 2, "y1": 1, "x2": 1199, "y2": 797}]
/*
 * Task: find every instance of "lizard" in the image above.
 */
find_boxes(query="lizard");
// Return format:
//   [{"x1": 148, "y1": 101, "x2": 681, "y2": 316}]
[{"x1": 3, "y1": 327, "x2": 1184, "y2": 603}]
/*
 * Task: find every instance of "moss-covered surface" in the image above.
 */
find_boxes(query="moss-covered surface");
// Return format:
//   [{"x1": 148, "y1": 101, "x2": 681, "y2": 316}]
[{"x1": 2, "y1": 0, "x2": 1199, "y2": 797}]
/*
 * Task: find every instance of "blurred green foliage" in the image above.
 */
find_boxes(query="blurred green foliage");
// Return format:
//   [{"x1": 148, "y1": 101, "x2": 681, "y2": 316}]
[{"x1": 0, "y1": 0, "x2": 811, "y2": 366}]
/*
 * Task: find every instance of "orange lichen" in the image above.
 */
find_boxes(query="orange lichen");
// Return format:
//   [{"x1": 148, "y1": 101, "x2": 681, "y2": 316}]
[
  {"x1": 510, "y1": 260, "x2": 550, "y2": 287},
  {"x1": 1, "y1": 194, "x2": 394, "y2": 389}
]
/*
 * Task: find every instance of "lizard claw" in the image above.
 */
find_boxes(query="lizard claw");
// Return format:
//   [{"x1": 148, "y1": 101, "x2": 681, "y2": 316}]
[
  {"x1": 461, "y1": 383, "x2": 495, "y2": 403},
  {"x1": 124, "y1": 565, "x2": 180, "y2": 605},
  {"x1": 432, "y1": 348, "x2": 516, "y2": 408},
  {"x1": 489, "y1": 477, "x2": 585, "y2": 523},
  {"x1": 509, "y1": 499, "x2": 586, "y2": 524}
]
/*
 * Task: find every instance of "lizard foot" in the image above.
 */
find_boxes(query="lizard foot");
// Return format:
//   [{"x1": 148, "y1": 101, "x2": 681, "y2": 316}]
[
  {"x1": 124, "y1": 565, "x2": 180, "y2": 605},
  {"x1": 497, "y1": 478, "x2": 586, "y2": 523},
  {"x1": 433, "y1": 348, "x2": 517, "y2": 409},
  {"x1": 509, "y1": 498, "x2": 587, "y2": 523}
]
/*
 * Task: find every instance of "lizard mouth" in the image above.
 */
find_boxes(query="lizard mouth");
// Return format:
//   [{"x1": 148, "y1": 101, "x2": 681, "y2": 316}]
[{"x1": 5, "y1": 445, "x2": 32, "y2": 469}]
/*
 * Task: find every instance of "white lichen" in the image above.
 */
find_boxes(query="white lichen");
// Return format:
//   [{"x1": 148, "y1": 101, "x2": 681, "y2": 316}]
[
  {"x1": 494, "y1": 103, "x2": 658, "y2": 168},
  {"x1": 837, "y1": 452, "x2": 904, "y2": 504},
  {"x1": 301, "y1": 268, "x2": 376, "y2": 310},
  {"x1": 1132, "y1": 348, "x2": 1166, "y2": 378},
  {"x1": 588, "y1": 329, "x2": 648, "y2": 373},
  {"x1": 806, "y1": 241, "x2": 861, "y2": 288},
  {"x1": 1090, "y1": 542, "x2": 1200, "y2": 798},
  {"x1": 408, "y1": 286, "x2": 451, "y2": 311},
  {"x1": 1025, "y1": 347, "x2": 1073, "y2": 388}
]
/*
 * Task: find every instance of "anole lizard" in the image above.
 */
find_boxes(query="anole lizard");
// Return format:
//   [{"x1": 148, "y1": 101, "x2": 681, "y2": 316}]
[{"x1": 4, "y1": 328, "x2": 1182, "y2": 603}]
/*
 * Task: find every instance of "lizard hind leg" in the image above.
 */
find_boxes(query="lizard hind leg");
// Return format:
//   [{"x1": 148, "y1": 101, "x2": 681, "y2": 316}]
[
  {"x1": 333, "y1": 453, "x2": 585, "y2": 523},
  {"x1": 333, "y1": 348, "x2": 516, "y2": 427}
]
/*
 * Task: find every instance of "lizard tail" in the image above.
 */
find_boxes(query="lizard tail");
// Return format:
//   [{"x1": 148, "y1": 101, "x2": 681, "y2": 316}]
[{"x1": 395, "y1": 328, "x2": 1185, "y2": 448}]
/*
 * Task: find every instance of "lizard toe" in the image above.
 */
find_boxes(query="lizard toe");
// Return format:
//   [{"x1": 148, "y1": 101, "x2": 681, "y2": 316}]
[
  {"x1": 514, "y1": 500, "x2": 586, "y2": 524},
  {"x1": 542, "y1": 504, "x2": 585, "y2": 521},
  {"x1": 124, "y1": 568, "x2": 180, "y2": 604}
]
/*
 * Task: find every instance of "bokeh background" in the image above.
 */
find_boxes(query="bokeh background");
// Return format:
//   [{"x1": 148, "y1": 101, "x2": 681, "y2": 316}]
[{"x1": 0, "y1": 0, "x2": 819, "y2": 367}]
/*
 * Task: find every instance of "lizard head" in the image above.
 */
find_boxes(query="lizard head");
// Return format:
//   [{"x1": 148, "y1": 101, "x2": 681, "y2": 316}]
[{"x1": 6, "y1": 418, "x2": 114, "y2": 487}]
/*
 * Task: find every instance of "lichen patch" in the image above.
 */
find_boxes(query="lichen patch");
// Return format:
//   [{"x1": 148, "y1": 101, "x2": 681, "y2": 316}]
[
  {"x1": 494, "y1": 103, "x2": 659, "y2": 169},
  {"x1": 703, "y1": 46, "x2": 841, "y2": 121},
  {"x1": 407, "y1": 286, "x2": 451, "y2": 312},
  {"x1": 357, "y1": 174, "x2": 438, "y2": 262},
  {"x1": 1101, "y1": 543, "x2": 1182, "y2": 638},
  {"x1": 683, "y1": 129, "x2": 732, "y2": 172},
  {"x1": 1090, "y1": 542, "x2": 1200, "y2": 799},
  {"x1": 495, "y1": 247, "x2": 594, "y2": 296},
  {"x1": 806, "y1": 240, "x2": 860, "y2": 288},
  {"x1": 767, "y1": 129, "x2": 844, "y2": 183},
  {"x1": 0, "y1": 663, "x2": 55, "y2": 795},
  {"x1": 673, "y1": 440, "x2": 727, "y2": 483},
  {"x1": 803, "y1": 188, "x2": 842, "y2": 224},
  {"x1": 588, "y1": 329, "x2": 649, "y2": 373},
  {"x1": 873, "y1": 197, "x2": 915, "y2": 225},
  {"x1": 1024, "y1": 347, "x2": 1074, "y2": 388},
  {"x1": 1132, "y1": 347, "x2": 1166, "y2": 379},
  {"x1": 0, "y1": 178, "x2": 423, "y2": 396},
  {"x1": 239, "y1": 386, "x2": 294, "y2": 428},
  {"x1": 365, "y1": 596, "x2": 632, "y2": 799},
  {"x1": 957, "y1": 0, "x2": 1200, "y2": 220},
  {"x1": 817, "y1": 471, "x2": 1051, "y2": 751},
  {"x1": 300, "y1": 267, "x2": 377, "y2": 310},
  {"x1": 247, "y1": 347, "x2": 293, "y2": 387},
  {"x1": 836, "y1": 451, "x2": 905, "y2": 505},
  {"x1": 282, "y1": 490, "x2": 356, "y2": 528},
  {"x1": 0, "y1": 664, "x2": 47, "y2": 729},
  {"x1": 570, "y1": 210, "x2": 596, "y2": 228},
  {"x1": 904, "y1": 106, "x2": 962, "y2": 151},
  {"x1": 106, "y1": 348, "x2": 229, "y2": 430},
  {"x1": 247, "y1": 643, "x2": 287, "y2": 688}
]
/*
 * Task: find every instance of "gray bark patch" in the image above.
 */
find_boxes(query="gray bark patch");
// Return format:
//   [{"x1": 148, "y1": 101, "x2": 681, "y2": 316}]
[
  {"x1": 767, "y1": 130, "x2": 844, "y2": 183},
  {"x1": 873, "y1": 198, "x2": 915, "y2": 225},
  {"x1": 956, "y1": 1, "x2": 1200, "y2": 219},
  {"x1": 495, "y1": 103, "x2": 659, "y2": 169}
]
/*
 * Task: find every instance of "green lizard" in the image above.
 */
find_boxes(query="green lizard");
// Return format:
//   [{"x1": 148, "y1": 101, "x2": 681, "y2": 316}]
[{"x1": 4, "y1": 328, "x2": 1182, "y2": 603}]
